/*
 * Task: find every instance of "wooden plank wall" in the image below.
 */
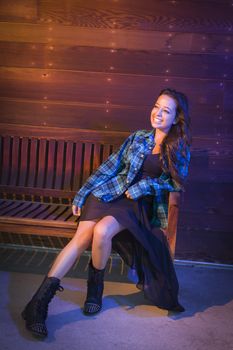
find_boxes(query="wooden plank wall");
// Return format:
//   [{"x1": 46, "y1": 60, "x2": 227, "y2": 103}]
[{"x1": 0, "y1": 0, "x2": 233, "y2": 263}]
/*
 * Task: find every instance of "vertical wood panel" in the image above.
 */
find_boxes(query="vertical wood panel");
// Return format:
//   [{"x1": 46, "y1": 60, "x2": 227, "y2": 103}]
[
  {"x1": 27, "y1": 138, "x2": 38, "y2": 187},
  {"x1": 10, "y1": 136, "x2": 20, "y2": 186},
  {"x1": 102, "y1": 144, "x2": 112, "y2": 162},
  {"x1": 54, "y1": 140, "x2": 65, "y2": 189},
  {"x1": 82, "y1": 143, "x2": 92, "y2": 184},
  {"x1": 45, "y1": 139, "x2": 56, "y2": 188},
  {"x1": 36, "y1": 139, "x2": 47, "y2": 188},
  {"x1": 0, "y1": 137, "x2": 3, "y2": 182},
  {"x1": 63, "y1": 141, "x2": 73, "y2": 191},
  {"x1": 93, "y1": 143, "x2": 101, "y2": 171},
  {"x1": 72, "y1": 142, "x2": 83, "y2": 192},
  {"x1": 18, "y1": 137, "x2": 29, "y2": 187},
  {"x1": 1, "y1": 136, "x2": 11, "y2": 185}
]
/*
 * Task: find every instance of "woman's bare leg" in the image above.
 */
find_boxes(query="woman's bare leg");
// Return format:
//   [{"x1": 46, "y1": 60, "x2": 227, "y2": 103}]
[
  {"x1": 47, "y1": 220, "x2": 97, "y2": 279},
  {"x1": 91, "y1": 216, "x2": 125, "y2": 270}
]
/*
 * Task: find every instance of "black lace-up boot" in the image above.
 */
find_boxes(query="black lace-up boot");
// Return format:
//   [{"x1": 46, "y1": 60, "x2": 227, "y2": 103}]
[
  {"x1": 83, "y1": 259, "x2": 106, "y2": 315},
  {"x1": 21, "y1": 276, "x2": 64, "y2": 338}
]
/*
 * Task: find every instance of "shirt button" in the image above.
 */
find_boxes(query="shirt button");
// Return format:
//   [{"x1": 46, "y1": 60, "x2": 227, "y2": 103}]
[
  {"x1": 149, "y1": 146, "x2": 152, "y2": 149},
  {"x1": 140, "y1": 154, "x2": 144, "y2": 158},
  {"x1": 117, "y1": 191, "x2": 120, "y2": 194},
  {"x1": 126, "y1": 180, "x2": 129, "y2": 183}
]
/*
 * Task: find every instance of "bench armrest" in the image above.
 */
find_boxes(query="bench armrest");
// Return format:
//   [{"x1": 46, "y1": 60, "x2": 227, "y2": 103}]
[{"x1": 164, "y1": 192, "x2": 181, "y2": 259}]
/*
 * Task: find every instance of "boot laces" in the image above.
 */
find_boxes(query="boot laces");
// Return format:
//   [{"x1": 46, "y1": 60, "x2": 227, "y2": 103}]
[{"x1": 36, "y1": 283, "x2": 64, "y2": 318}]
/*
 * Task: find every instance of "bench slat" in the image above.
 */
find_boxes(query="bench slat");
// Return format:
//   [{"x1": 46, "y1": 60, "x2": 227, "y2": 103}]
[
  {"x1": 11, "y1": 202, "x2": 37, "y2": 217},
  {"x1": 0, "y1": 200, "x2": 22, "y2": 215},
  {"x1": 0, "y1": 216, "x2": 76, "y2": 237},
  {"x1": 54, "y1": 140, "x2": 65, "y2": 189},
  {"x1": 0, "y1": 184, "x2": 75, "y2": 198},
  {"x1": 37, "y1": 139, "x2": 47, "y2": 188},
  {"x1": 60, "y1": 208, "x2": 74, "y2": 222},
  {"x1": 23, "y1": 203, "x2": 52, "y2": 219},
  {"x1": 10, "y1": 136, "x2": 20, "y2": 186},
  {"x1": 93, "y1": 143, "x2": 101, "y2": 171},
  {"x1": 27, "y1": 138, "x2": 38, "y2": 187},
  {"x1": 63, "y1": 141, "x2": 73, "y2": 191},
  {"x1": 18, "y1": 137, "x2": 29, "y2": 187},
  {"x1": 0, "y1": 137, "x2": 2, "y2": 181},
  {"x1": 102, "y1": 144, "x2": 111, "y2": 162},
  {"x1": 1, "y1": 136, "x2": 11, "y2": 185},
  {"x1": 1, "y1": 201, "x2": 33, "y2": 217},
  {"x1": 46, "y1": 139, "x2": 56, "y2": 189},
  {"x1": 66, "y1": 212, "x2": 78, "y2": 223},
  {"x1": 35, "y1": 204, "x2": 66, "y2": 220},
  {"x1": 11, "y1": 202, "x2": 41, "y2": 218},
  {"x1": 45, "y1": 206, "x2": 70, "y2": 221},
  {"x1": 72, "y1": 141, "x2": 83, "y2": 191},
  {"x1": 0, "y1": 199, "x2": 14, "y2": 210},
  {"x1": 82, "y1": 143, "x2": 92, "y2": 184}
]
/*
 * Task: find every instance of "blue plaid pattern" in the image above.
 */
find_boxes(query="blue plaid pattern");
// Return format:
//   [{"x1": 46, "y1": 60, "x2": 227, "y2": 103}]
[{"x1": 72, "y1": 129, "x2": 190, "y2": 228}]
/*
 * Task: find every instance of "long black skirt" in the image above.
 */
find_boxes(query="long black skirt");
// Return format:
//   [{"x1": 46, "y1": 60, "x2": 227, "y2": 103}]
[{"x1": 79, "y1": 193, "x2": 184, "y2": 312}]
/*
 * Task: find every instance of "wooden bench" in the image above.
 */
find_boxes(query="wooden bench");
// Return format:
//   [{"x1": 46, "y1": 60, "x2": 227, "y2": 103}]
[{"x1": 0, "y1": 123, "x2": 180, "y2": 258}]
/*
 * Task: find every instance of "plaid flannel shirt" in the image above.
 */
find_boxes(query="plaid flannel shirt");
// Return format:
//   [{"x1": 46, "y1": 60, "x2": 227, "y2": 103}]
[{"x1": 72, "y1": 129, "x2": 190, "y2": 228}]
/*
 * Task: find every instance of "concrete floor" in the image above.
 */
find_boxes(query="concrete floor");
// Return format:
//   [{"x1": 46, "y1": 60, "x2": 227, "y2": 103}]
[{"x1": 1, "y1": 261, "x2": 233, "y2": 350}]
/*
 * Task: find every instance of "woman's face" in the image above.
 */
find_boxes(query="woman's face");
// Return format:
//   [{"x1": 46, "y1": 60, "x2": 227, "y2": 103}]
[{"x1": 150, "y1": 94, "x2": 177, "y2": 134}]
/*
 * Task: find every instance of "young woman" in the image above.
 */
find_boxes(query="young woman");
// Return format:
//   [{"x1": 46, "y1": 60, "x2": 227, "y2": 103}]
[{"x1": 22, "y1": 87, "x2": 191, "y2": 338}]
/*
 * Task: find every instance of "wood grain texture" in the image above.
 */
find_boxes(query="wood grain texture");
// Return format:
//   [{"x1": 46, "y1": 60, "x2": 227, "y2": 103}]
[
  {"x1": 1, "y1": 42, "x2": 233, "y2": 80},
  {"x1": 1, "y1": 0, "x2": 232, "y2": 34},
  {"x1": 0, "y1": 0, "x2": 37, "y2": 22},
  {"x1": 0, "y1": 65, "x2": 227, "y2": 137},
  {"x1": 0, "y1": 22, "x2": 233, "y2": 54},
  {"x1": 0, "y1": 97, "x2": 230, "y2": 137},
  {"x1": 0, "y1": 67, "x2": 224, "y2": 104}
]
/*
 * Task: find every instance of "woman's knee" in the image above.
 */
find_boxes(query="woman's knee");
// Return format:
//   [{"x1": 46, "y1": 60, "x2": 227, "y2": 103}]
[
  {"x1": 93, "y1": 216, "x2": 123, "y2": 243},
  {"x1": 93, "y1": 222, "x2": 110, "y2": 244},
  {"x1": 73, "y1": 221, "x2": 96, "y2": 245}
]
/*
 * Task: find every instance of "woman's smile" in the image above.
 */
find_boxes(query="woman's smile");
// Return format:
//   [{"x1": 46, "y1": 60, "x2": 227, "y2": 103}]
[{"x1": 150, "y1": 94, "x2": 177, "y2": 133}]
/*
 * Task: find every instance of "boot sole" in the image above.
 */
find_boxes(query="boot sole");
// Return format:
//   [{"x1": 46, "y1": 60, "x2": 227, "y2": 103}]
[
  {"x1": 82, "y1": 304, "x2": 102, "y2": 316},
  {"x1": 21, "y1": 310, "x2": 47, "y2": 338}
]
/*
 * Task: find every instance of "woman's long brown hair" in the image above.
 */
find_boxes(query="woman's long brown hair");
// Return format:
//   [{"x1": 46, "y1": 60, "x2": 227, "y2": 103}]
[{"x1": 159, "y1": 88, "x2": 191, "y2": 187}]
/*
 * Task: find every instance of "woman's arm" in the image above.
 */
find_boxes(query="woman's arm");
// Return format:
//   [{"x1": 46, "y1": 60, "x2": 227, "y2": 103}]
[
  {"x1": 126, "y1": 149, "x2": 190, "y2": 200},
  {"x1": 72, "y1": 132, "x2": 136, "y2": 208}
]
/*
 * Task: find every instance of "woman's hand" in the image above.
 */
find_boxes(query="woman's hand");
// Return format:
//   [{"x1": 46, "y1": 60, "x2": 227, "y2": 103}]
[
  {"x1": 125, "y1": 190, "x2": 133, "y2": 199},
  {"x1": 72, "y1": 205, "x2": 81, "y2": 217}
]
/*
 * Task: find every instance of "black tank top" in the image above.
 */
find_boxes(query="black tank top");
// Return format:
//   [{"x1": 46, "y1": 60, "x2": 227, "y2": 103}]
[
  {"x1": 141, "y1": 153, "x2": 162, "y2": 179},
  {"x1": 131, "y1": 153, "x2": 162, "y2": 186}
]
